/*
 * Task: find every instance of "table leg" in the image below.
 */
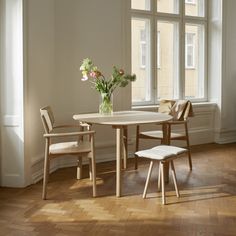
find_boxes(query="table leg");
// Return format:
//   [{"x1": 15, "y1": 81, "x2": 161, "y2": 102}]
[
  {"x1": 116, "y1": 127, "x2": 122, "y2": 197},
  {"x1": 122, "y1": 127, "x2": 128, "y2": 169},
  {"x1": 162, "y1": 123, "x2": 170, "y2": 183}
]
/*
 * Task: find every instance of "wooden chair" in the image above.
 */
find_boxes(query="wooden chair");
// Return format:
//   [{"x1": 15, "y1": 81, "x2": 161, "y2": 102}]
[
  {"x1": 40, "y1": 106, "x2": 96, "y2": 199},
  {"x1": 135, "y1": 145, "x2": 187, "y2": 205},
  {"x1": 135, "y1": 100, "x2": 194, "y2": 170}
]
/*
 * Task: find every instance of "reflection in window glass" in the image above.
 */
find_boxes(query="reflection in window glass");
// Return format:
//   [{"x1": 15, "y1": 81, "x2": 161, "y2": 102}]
[
  {"x1": 132, "y1": 0, "x2": 150, "y2": 11},
  {"x1": 132, "y1": 18, "x2": 151, "y2": 103},
  {"x1": 185, "y1": 24, "x2": 205, "y2": 99},
  {"x1": 185, "y1": 0, "x2": 205, "y2": 17},
  {"x1": 157, "y1": 21, "x2": 179, "y2": 100},
  {"x1": 140, "y1": 30, "x2": 146, "y2": 68},
  {"x1": 157, "y1": 0, "x2": 179, "y2": 14},
  {"x1": 185, "y1": 33, "x2": 195, "y2": 68}
]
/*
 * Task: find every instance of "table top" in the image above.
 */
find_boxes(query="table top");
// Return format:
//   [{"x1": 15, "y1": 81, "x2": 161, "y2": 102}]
[{"x1": 73, "y1": 110, "x2": 172, "y2": 126}]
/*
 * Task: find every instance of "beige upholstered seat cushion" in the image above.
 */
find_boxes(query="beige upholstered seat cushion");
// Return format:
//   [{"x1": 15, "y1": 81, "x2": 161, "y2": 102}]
[
  {"x1": 152, "y1": 145, "x2": 187, "y2": 155},
  {"x1": 49, "y1": 141, "x2": 91, "y2": 155},
  {"x1": 140, "y1": 130, "x2": 184, "y2": 139},
  {"x1": 135, "y1": 145, "x2": 187, "y2": 160}
]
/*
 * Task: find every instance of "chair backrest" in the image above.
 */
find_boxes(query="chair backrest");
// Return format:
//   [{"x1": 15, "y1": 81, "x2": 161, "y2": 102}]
[
  {"x1": 158, "y1": 100, "x2": 175, "y2": 114},
  {"x1": 170, "y1": 100, "x2": 194, "y2": 121},
  {"x1": 40, "y1": 106, "x2": 55, "y2": 133},
  {"x1": 159, "y1": 99, "x2": 194, "y2": 121}
]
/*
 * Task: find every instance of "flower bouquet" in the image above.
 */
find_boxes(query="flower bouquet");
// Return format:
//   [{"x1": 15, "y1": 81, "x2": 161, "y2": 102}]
[{"x1": 80, "y1": 58, "x2": 136, "y2": 114}]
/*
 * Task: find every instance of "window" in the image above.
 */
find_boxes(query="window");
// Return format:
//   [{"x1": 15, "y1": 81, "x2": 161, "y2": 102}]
[
  {"x1": 131, "y1": 0, "x2": 207, "y2": 104},
  {"x1": 185, "y1": 33, "x2": 195, "y2": 68}
]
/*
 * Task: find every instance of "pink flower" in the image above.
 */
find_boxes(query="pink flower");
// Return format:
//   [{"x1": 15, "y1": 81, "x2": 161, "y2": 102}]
[{"x1": 89, "y1": 71, "x2": 97, "y2": 78}]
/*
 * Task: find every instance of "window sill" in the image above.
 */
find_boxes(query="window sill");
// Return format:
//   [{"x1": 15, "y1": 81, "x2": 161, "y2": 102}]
[{"x1": 132, "y1": 101, "x2": 217, "y2": 112}]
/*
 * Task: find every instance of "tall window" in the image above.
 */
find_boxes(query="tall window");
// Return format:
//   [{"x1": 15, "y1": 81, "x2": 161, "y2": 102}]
[{"x1": 131, "y1": 0, "x2": 207, "y2": 105}]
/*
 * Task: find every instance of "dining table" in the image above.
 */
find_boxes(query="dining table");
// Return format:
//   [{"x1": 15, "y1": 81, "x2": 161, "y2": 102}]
[{"x1": 73, "y1": 110, "x2": 172, "y2": 197}]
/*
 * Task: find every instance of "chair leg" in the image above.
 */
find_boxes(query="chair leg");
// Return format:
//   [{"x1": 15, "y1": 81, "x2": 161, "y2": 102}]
[
  {"x1": 90, "y1": 135, "x2": 96, "y2": 197},
  {"x1": 42, "y1": 138, "x2": 50, "y2": 200},
  {"x1": 91, "y1": 156, "x2": 96, "y2": 197},
  {"x1": 88, "y1": 158, "x2": 92, "y2": 181},
  {"x1": 160, "y1": 162, "x2": 166, "y2": 205},
  {"x1": 143, "y1": 161, "x2": 154, "y2": 199},
  {"x1": 185, "y1": 122, "x2": 192, "y2": 170},
  {"x1": 77, "y1": 156, "x2": 83, "y2": 179},
  {"x1": 135, "y1": 125, "x2": 140, "y2": 170},
  {"x1": 170, "y1": 160, "x2": 180, "y2": 198},
  {"x1": 158, "y1": 163, "x2": 161, "y2": 191}
]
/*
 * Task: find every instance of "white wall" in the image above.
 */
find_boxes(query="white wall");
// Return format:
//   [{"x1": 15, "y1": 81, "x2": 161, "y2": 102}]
[
  {"x1": 27, "y1": 0, "x2": 132, "y2": 183},
  {"x1": 219, "y1": 0, "x2": 236, "y2": 142},
  {"x1": 25, "y1": 0, "x2": 221, "y2": 184},
  {"x1": 209, "y1": 0, "x2": 236, "y2": 143},
  {"x1": 26, "y1": 0, "x2": 55, "y2": 167},
  {"x1": 2, "y1": 0, "x2": 236, "y2": 186}
]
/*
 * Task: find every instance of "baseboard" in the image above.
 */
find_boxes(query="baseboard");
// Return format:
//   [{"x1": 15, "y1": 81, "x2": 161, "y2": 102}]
[
  {"x1": 214, "y1": 128, "x2": 236, "y2": 144},
  {"x1": 1, "y1": 174, "x2": 25, "y2": 187}
]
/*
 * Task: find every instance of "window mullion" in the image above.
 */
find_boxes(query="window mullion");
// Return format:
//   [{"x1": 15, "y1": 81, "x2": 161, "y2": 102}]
[
  {"x1": 153, "y1": 17, "x2": 157, "y2": 104},
  {"x1": 180, "y1": 0, "x2": 185, "y2": 100}
]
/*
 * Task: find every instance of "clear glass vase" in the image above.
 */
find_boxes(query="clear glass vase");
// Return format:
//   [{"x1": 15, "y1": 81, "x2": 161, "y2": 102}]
[{"x1": 99, "y1": 92, "x2": 113, "y2": 115}]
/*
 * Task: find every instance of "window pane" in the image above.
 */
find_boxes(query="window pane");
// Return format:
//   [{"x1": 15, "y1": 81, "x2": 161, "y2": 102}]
[
  {"x1": 185, "y1": 24, "x2": 205, "y2": 99},
  {"x1": 132, "y1": 18, "x2": 151, "y2": 103},
  {"x1": 157, "y1": 0, "x2": 179, "y2": 14},
  {"x1": 157, "y1": 21, "x2": 179, "y2": 100},
  {"x1": 132, "y1": 0, "x2": 150, "y2": 11},
  {"x1": 185, "y1": 0, "x2": 205, "y2": 17},
  {"x1": 185, "y1": 33, "x2": 195, "y2": 68}
]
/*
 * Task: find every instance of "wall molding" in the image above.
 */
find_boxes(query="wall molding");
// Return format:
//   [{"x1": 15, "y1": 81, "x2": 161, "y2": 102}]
[
  {"x1": 30, "y1": 103, "x2": 236, "y2": 185},
  {"x1": 31, "y1": 125, "x2": 215, "y2": 184},
  {"x1": 31, "y1": 142, "x2": 117, "y2": 184}
]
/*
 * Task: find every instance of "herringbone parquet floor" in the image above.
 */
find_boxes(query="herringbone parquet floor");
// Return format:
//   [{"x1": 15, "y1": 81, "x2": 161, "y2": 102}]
[{"x1": 0, "y1": 143, "x2": 236, "y2": 236}]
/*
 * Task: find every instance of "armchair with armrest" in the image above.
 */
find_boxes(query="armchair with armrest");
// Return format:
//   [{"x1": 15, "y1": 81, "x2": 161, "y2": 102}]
[
  {"x1": 135, "y1": 100, "x2": 194, "y2": 170},
  {"x1": 40, "y1": 106, "x2": 96, "y2": 199}
]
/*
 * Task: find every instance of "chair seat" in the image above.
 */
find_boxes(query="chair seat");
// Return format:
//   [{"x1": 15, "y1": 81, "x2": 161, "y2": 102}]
[
  {"x1": 49, "y1": 141, "x2": 91, "y2": 155},
  {"x1": 135, "y1": 145, "x2": 187, "y2": 161},
  {"x1": 140, "y1": 130, "x2": 184, "y2": 139}
]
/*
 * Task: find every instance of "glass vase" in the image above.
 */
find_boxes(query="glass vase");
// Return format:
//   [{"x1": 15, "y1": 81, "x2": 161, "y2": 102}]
[{"x1": 99, "y1": 92, "x2": 113, "y2": 115}]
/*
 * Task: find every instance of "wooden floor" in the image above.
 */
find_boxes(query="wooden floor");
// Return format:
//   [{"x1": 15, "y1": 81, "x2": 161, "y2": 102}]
[{"x1": 0, "y1": 143, "x2": 236, "y2": 236}]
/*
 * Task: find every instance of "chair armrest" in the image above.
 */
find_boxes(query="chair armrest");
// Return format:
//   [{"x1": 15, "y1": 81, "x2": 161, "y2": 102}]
[
  {"x1": 53, "y1": 124, "x2": 80, "y2": 129},
  {"x1": 167, "y1": 120, "x2": 187, "y2": 125},
  {"x1": 44, "y1": 130, "x2": 95, "y2": 138},
  {"x1": 54, "y1": 122, "x2": 91, "y2": 129}
]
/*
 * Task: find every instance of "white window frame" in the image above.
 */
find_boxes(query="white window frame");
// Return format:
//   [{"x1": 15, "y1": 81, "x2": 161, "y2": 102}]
[
  {"x1": 157, "y1": 31, "x2": 161, "y2": 69},
  {"x1": 130, "y1": 0, "x2": 208, "y2": 105}
]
